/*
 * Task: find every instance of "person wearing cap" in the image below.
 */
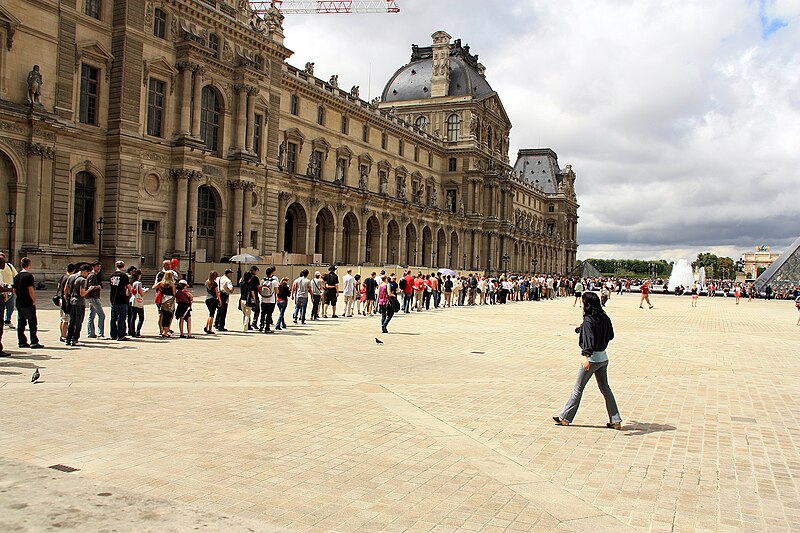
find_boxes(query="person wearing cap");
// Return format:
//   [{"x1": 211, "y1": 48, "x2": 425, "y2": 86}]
[
  {"x1": 108, "y1": 260, "x2": 131, "y2": 341},
  {"x1": 215, "y1": 268, "x2": 234, "y2": 331},
  {"x1": 322, "y1": 265, "x2": 339, "y2": 318},
  {"x1": 175, "y1": 279, "x2": 194, "y2": 338}
]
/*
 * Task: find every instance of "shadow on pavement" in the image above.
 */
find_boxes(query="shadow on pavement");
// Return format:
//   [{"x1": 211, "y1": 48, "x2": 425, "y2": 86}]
[{"x1": 624, "y1": 421, "x2": 677, "y2": 436}]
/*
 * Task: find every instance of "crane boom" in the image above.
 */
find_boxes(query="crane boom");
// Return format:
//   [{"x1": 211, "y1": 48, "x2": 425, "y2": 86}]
[{"x1": 250, "y1": 1, "x2": 400, "y2": 14}]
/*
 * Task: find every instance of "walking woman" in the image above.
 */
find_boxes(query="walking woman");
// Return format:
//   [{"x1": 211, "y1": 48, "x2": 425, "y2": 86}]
[
  {"x1": 175, "y1": 280, "x2": 194, "y2": 338},
  {"x1": 275, "y1": 277, "x2": 290, "y2": 330},
  {"x1": 204, "y1": 271, "x2": 220, "y2": 334},
  {"x1": 157, "y1": 272, "x2": 176, "y2": 337},
  {"x1": 378, "y1": 275, "x2": 398, "y2": 333},
  {"x1": 553, "y1": 291, "x2": 623, "y2": 430}
]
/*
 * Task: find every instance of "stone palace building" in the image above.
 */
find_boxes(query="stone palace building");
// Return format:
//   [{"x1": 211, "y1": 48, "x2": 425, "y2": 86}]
[{"x1": 0, "y1": 0, "x2": 579, "y2": 279}]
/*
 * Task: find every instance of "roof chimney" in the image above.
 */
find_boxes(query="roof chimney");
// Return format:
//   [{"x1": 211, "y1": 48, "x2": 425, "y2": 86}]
[{"x1": 431, "y1": 30, "x2": 451, "y2": 98}]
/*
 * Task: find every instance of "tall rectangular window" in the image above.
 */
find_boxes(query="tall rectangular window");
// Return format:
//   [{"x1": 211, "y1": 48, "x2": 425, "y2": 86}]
[
  {"x1": 362, "y1": 124, "x2": 369, "y2": 142},
  {"x1": 253, "y1": 114, "x2": 263, "y2": 157},
  {"x1": 381, "y1": 133, "x2": 387, "y2": 150},
  {"x1": 153, "y1": 8, "x2": 167, "y2": 38},
  {"x1": 79, "y1": 64, "x2": 100, "y2": 125},
  {"x1": 448, "y1": 157, "x2": 457, "y2": 172},
  {"x1": 146, "y1": 78, "x2": 165, "y2": 137},
  {"x1": 85, "y1": 0, "x2": 100, "y2": 19},
  {"x1": 286, "y1": 142, "x2": 297, "y2": 173},
  {"x1": 290, "y1": 94, "x2": 299, "y2": 115},
  {"x1": 341, "y1": 114, "x2": 348, "y2": 134},
  {"x1": 398, "y1": 139, "x2": 404, "y2": 156},
  {"x1": 428, "y1": 152, "x2": 433, "y2": 167},
  {"x1": 208, "y1": 33, "x2": 219, "y2": 55},
  {"x1": 414, "y1": 146, "x2": 419, "y2": 162},
  {"x1": 317, "y1": 105, "x2": 325, "y2": 125}
]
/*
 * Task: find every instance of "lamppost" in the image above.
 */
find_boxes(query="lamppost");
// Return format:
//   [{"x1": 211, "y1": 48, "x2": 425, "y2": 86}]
[
  {"x1": 236, "y1": 230, "x2": 243, "y2": 284},
  {"x1": 476, "y1": 255, "x2": 480, "y2": 271},
  {"x1": 96, "y1": 217, "x2": 104, "y2": 263},
  {"x1": 413, "y1": 247, "x2": 417, "y2": 266},
  {"x1": 462, "y1": 253, "x2": 467, "y2": 271},
  {"x1": 187, "y1": 225, "x2": 195, "y2": 287},
  {"x1": 391, "y1": 246, "x2": 396, "y2": 264},
  {"x1": 502, "y1": 253, "x2": 510, "y2": 274},
  {"x1": 431, "y1": 250, "x2": 437, "y2": 269},
  {"x1": 5, "y1": 209, "x2": 15, "y2": 264}
]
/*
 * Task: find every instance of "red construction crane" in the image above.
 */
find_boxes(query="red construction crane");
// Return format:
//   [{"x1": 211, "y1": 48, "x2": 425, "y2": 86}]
[{"x1": 250, "y1": 1, "x2": 400, "y2": 14}]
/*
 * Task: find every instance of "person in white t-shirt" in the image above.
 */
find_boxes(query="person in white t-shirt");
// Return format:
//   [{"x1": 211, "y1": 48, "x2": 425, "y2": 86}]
[
  {"x1": 258, "y1": 266, "x2": 278, "y2": 333},
  {"x1": 214, "y1": 269, "x2": 234, "y2": 331},
  {"x1": 342, "y1": 269, "x2": 356, "y2": 317}
]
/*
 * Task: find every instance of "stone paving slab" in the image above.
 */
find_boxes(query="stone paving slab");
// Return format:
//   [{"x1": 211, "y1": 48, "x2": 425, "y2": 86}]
[{"x1": 0, "y1": 292, "x2": 798, "y2": 531}]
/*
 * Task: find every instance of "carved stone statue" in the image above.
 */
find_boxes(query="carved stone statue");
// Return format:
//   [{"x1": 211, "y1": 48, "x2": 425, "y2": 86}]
[
  {"x1": 370, "y1": 97, "x2": 380, "y2": 107},
  {"x1": 458, "y1": 195, "x2": 465, "y2": 215},
  {"x1": 379, "y1": 172, "x2": 388, "y2": 195},
  {"x1": 277, "y1": 142, "x2": 286, "y2": 171},
  {"x1": 350, "y1": 85, "x2": 359, "y2": 98},
  {"x1": 431, "y1": 186, "x2": 438, "y2": 207},
  {"x1": 27, "y1": 65, "x2": 43, "y2": 107},
  {"x1": 359, "y1": 166, "x2": 368, "y2": 189},
  {"x1": 304, "y1": 62, "x2": 315, "y2": 76},
  {"x1": 329, "y1": 74, "x2": 338, "y2": 88},
  {"x1": 470, "y1": 112, "x2": 479, "y2": 137},
  {"x1": 267, "y1": 3, "x2": 284, "y2": 30}
]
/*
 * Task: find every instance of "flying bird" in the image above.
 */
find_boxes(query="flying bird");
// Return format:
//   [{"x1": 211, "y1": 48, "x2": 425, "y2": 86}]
[
  {"x1": 375, "y1": 338, "x2": 383, "y2": 344},
  {"x1": 31, "y1": 368, "x2": 40, "y2": 383}
]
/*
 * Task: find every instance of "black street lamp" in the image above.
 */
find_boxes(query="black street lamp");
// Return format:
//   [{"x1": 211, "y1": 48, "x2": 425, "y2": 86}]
[
  {"x1": 462, "y1": 253, "x2": 467, "y2": 270},
  {"x1": 502, "y1": 253, "x2": 510, "y2": 274},
  {"x1": 96, "y1": 217, "x2": 104, "y2": 263},
  {"x1": 5, "y1": 209, "x2": 15, "y2": 264},
  {"x1": 236, "y1": 230, "x2": 243, "y2": 283},
  {"x1": 476, "y1": 255, "x2": 480, "y2": 271},
  {"x1": 431, "y1": 250, "x2": 437, "y2": 268},
  {"x1": 413, "y1": 247, "x2": 417, "y2": 266},
  {"x1": 187, "y1": 225, "x2": 195, "y2": 287}
]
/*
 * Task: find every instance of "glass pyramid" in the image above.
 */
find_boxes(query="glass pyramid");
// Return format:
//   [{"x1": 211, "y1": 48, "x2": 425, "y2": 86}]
[{"x1": 755, "y1": 236, "x2": 800, "y2": 292}]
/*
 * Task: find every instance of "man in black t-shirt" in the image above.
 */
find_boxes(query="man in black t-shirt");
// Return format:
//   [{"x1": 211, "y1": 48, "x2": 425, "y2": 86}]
[
  {"x1": 323, "y1": 265, "x2": 339, "y2": 318},
  {"x1": 108, "y1": 260, "x2": 131, "y2": 340},
  {"x1": 13, "y1": 257, "x2": 44, "y2": 349}
]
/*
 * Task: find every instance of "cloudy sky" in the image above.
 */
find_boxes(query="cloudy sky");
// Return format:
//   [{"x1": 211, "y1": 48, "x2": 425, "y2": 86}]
[{"x1": 277, "y1": 0, "x2": 800, "y2": 262}]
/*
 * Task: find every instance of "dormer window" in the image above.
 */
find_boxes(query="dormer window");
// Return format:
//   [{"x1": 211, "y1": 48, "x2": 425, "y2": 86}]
[
  {"x1": 208, "y1": 33, "x2": 219, "y2": 55},
  {"x1": 153, "y1": 8, "x2": 167, "y2": 39}
]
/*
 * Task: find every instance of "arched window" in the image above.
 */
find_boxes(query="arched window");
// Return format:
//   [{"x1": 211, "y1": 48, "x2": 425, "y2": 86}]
[
  {"x1": 73, "y1": 171, "x2": 96, "y2": 244},
  {"x1": 200, "y1": 86, "x2": 221, "y2": 153},
  {"x1": 446, "y1": 114, "x2": 460, "y2": 142},
  {"x1": 197, "y1": 185, "x2": 218, "y2": 260},
  {"x1": 415, "y1": 116, "x2": 428, "y2": 131}
]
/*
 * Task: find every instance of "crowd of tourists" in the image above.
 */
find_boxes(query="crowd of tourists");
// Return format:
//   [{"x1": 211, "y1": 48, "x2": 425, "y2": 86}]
[{"x1": 3, "y1": 252, "x2": 800, "y2": 356}]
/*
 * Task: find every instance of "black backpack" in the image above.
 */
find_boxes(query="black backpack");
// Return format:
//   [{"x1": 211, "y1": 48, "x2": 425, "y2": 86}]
[{"x1": 398, "y1": 278, "x2": 407, "y2": 291}]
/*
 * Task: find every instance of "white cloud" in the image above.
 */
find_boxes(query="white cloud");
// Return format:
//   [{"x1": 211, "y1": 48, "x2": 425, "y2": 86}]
[{"x1": 277, "y1": 0, "x2": 800, "y2": 260}]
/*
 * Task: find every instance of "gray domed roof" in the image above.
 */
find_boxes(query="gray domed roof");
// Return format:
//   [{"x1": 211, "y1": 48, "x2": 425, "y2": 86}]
[{"x1": 382, "y1": 45, "x2": 494, "y2": 102}]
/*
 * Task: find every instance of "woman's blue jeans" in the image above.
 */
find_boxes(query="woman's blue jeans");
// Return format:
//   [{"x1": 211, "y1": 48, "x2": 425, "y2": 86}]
[{"x1": 559, "y1": 360, "x2": 621, "y2": 424}]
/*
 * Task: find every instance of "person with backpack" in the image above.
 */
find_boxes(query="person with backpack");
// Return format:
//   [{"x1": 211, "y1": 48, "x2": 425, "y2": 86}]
[
  {"x1": 175, "y1": 280, "x2": 194, "y2": 338},
  {"x1": 259, "y1": 267, "x2": 278, "y2": 333},
  {"x1": 55, "y1": 264, "x2": 75, "y2": 342},
  {"x1": 443, "y1": 274, "x2": 453, "y2": 307},
  {"x1": 275, "y1": 277, "x2": 290, "y2": 330},
  {"x1": 128, "y1": 269, "x2": 148, "y2": 337}
]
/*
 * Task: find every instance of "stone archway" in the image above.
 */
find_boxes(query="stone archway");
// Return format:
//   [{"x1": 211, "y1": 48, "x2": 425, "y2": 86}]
[
  {"x1": 386, "y1": 220, "x2": 400, "y2": 264},
  {"x1": 450, "y1": 231, "x2": 459, "y2": 269},
  {"x1": 436, "y1": 229, "x2": 447, "y2": 269},
  {"x1": 315, "y1": 207, "x2": 335, "y2": 263},
  {"x1": 283, "y1": 202, "x2": 307, "y2": 253},
  {"x1": 365, "y1": 216, "x2": 381, "y2": 265},
  {"x1": 0, "y1": 151, "x2": 18, "y2": 256},
  {"x1": 421, "y1": 226, "x2": 433, "y2": 267},
  {"x1": 405, "y1": 222, "x2": 417, "y2": 266},
  {"x1": 341, "y1": 212, "x2": 359, "y2": 264}
]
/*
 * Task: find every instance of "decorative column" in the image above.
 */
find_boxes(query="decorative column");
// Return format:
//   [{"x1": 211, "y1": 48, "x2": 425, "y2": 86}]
[
  {"x1": 38, "y1": 147, "x2": 55, "y2": 245},
  {"x1": 242, "y1": 182, "x2": 254, "y2": 248},
  {"x1": 177, "y1": 62, "x2": 193, "y2": 136},
  {"x1": 186, "y1": 171, "x2": 202, "y2": 240},
  {"x1": 229, "y1": 180, "x2": 245, "y2": 251},
  {"x1": 306, "y1": 198, "x2": 319, "y2": 256},
  {"x1": 190, "y1": 66, "x2": 204, "y2": 139},
  {"x1": 234, "y1": 84, "x2": 247, "y2": 151},
  {"x1": 24, "y1": 144, "x2": 50, "y2": 247},
  {"x1": 276, "y1": 192, "x2": 289, "y2": 253},
  {"x1": 171, "y1": 169, "x2": 189, "y2": 253},
  {"x1": 245, "y1": 87, "x2": 258, "y2": 152},
  {"x1": 357, "y1": 208, "x2": 370, "y2": 264}
]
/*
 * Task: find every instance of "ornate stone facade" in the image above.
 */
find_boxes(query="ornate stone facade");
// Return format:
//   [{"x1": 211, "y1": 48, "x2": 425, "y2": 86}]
[{"x1": 0, "y1": 1, "x2": 578, "y2": 278}]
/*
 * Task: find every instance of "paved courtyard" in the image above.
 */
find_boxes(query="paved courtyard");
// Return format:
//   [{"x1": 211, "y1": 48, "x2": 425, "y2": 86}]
[{"x1": 1, "y1": 292, "x2": 798, "y2": 532}]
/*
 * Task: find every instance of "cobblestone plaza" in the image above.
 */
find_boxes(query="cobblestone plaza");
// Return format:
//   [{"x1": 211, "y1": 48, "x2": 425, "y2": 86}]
[{"x1": 1, "y1": 293, "x2": 798, "y2": 531}]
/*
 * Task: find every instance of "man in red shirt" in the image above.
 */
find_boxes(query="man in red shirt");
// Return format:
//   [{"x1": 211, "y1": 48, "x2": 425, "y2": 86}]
[
  {"x1": 413, "y1": 273, "x2": 425, "y2": 312},
  {"x1": 402, "y1": 270, "x2": 414, "y2": 313}
]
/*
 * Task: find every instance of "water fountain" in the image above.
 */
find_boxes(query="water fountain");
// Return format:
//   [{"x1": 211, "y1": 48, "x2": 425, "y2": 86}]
[{"x1": 668, "y1": 259, "x2": 695, "y2": 291}]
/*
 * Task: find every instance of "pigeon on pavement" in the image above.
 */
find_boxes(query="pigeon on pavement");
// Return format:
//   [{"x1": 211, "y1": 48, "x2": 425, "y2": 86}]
[
  {"x1": 31, "y1": 368, "x2": 40, "y2": 383},
  {"x1": 375, "y1": 338, "x2": 383, "y2": 344}
]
